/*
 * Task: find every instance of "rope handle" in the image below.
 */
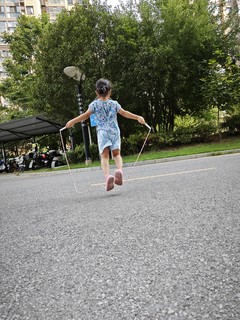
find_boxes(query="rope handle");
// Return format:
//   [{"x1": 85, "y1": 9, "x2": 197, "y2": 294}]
[{"x1": 144, "y1": 123, "x2": 151, "y2": 130}]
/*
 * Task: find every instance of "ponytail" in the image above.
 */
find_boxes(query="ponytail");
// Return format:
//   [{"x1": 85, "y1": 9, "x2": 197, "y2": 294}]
[{"x1": 96, "y1": 79, "x2": 112, "y2": 97}]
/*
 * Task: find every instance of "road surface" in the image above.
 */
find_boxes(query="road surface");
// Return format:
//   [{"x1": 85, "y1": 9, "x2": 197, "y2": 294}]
[{"x1": 1, "y1": 153, "x2": 240, "y2": 319}]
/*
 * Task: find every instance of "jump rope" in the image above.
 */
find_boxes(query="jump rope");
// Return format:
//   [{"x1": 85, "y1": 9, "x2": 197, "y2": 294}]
[{"x1": 59, "y1": 123, "x2": 151, "y2": 195}]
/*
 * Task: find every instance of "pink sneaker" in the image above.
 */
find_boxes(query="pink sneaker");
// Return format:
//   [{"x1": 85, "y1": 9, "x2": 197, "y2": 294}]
[
  {"x1": 114, "y1": 170, "x2": 123, "y2": 185},
  {"x1": 106, "y1": 175, "x2": 114, "y2": 191}
]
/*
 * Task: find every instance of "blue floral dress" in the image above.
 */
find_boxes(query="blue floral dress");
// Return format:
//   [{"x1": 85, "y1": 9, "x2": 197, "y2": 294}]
[{"x1": 89, "y1": 99, "x2": 121, "y2": 154}]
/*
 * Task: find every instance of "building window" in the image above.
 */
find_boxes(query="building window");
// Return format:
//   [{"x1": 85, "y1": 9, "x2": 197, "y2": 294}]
[
  {"x1": 5, "y1": 5, "x2": 20, "y2": 17},
  {"x1": 9, "y1": 6, "x2": 17, "y2": 13},
  {"x1": 0, "y1": 21, "x2": 6, "y2": 33},
  {"x1": 26, "y1": 6, "x2": 34, "y2": 15},
  {"x1": 68, "y1": 0, "x2": 73, "y2": 4},
  {"x1": 47, "y1": 7, "x2": 62, "y2": 14},
  {"x1": 8, "y1": 21, "x2": 17, "y2": 33},
  {"x1": 225, "y1": 7, "x2": 232, "y2": 15},
  {"x1": 48, "y1": 0, "x2": 65, "y2": 4},
  {"x1": 8, "y1": 21, "x2": 17, "y2": 27}
]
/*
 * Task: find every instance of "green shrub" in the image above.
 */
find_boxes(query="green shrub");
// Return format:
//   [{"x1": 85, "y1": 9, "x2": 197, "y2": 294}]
[
  {"x1": 89, "y1": 143, "x2": 100, "y2": 161},
  {"x1": 222, "y1": 114, "x2": 240, "y2": 134},
  {"x1": 66, "y1": 144, "x2": 85, "y2": 164},
  {"x1": 65, "y1": 143, "x2": 99, "y2": 163},
  {"x1": 121, "y1": 134, "x2": 140, "y2": 155},
  {"x1": 121, "y1": 121, "x2": 217, "y2": 155},
  {"x1": 173, "y1": 121, "x2": 216, "y2": 144},
  {"x1": 75, "y1": 144, "x2": 86, "y2": 162},
  {"x1": 59, "y1": 155, "x2": 67, "y2": 165},
  {"x1": 65, "y1": 150, "x2": 79, "y2": 164},
  {"x1": 192, "y1": 122, "x2": 216, "y2": 141},
  {"x1": 145, "y1": 133, "x2": 165, "y2": 150}
]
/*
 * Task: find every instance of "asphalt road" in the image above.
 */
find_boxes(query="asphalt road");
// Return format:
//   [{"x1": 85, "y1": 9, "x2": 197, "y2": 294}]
[{"x1": 1, "y1": 153, "x2": 240, "y2": 320}]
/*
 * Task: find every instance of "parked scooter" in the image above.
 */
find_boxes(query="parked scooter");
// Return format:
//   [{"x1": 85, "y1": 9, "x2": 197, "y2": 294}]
[
  {"x1": 0, "y1": 159, "x2": 6, "y2": 173},
  {"x1": 15, "y1": 155, "x2": 25, "y2": 172},
  {"x1": 0, "y1": 159, "x2": 16, "y2": 173},
  {"x1": 40, "y1": 150, "x2": 64, "y2": 168}
]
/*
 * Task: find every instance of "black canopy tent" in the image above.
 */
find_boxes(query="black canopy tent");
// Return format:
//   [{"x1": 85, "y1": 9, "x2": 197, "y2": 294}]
[
  {"x1": 0, "y1": 115, "x2": 64, "y2": 162},
  {"x1": 0, "y1": 115, "x2": 63, "y2": 143}
]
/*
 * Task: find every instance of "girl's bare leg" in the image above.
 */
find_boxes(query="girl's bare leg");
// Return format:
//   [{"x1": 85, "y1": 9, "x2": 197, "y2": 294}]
[
  {"x1": 112, "y1": 149, "x2": 123, "y2": 185},
  {"x1": 102, "y1": 148, "x2": 114, "y2": 191},
  {"x1": 112, "y1": 149, "x2": 123, "y2": 170},
  {"x1": 101, "y1": 148, "x2": 110, "y2": 177}
]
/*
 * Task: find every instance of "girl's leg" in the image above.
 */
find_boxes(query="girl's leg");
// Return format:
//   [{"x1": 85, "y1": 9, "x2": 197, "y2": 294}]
[
  {"x1": 112, "y1": 149, "x2": 123, "y2": 170},
  {"x1": 101, "y1": 147, "x2": 110, "y2": 177},
  {"x1": 101, "y1": 147, "x2": 114, "y2": 191},
  {"x1": 112, "y1": 149, "x2": 123, "y2": 185}
]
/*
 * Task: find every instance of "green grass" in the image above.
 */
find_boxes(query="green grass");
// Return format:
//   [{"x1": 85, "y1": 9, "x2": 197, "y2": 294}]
[
  {"x1": 123, "y1": 135, "x2": 240, "y2": 163},
  {"x1": 30, "y1": 135, "x2": 240, "y2": 173}
]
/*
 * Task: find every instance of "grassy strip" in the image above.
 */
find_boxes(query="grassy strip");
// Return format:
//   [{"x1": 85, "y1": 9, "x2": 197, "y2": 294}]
[{"x1": 123, "y1": 136, "x2": 240, "y2": 163}]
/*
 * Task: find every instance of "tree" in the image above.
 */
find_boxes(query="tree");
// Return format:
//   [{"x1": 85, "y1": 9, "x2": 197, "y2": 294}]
[
  {"x1": 33, "y1": 0, "x2": 141, "y2": 135},
  {"x1": 200, "y1": 0, "x2": 240, "y2": 138},
  {"x1": 133, "y1": 0, "x2": 219, "y2": 132},
  {"x1": 201, "y1": 50, "x2": 240, "y2": 139},
  {"x1": 0, "y1": 14, "x2": 49, "y2": 117},
  {"x1": 33, "y1": 1, "x2": 114, "y2": 123}
]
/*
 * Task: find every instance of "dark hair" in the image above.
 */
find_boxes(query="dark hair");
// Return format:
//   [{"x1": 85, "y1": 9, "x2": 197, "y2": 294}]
[{"x1": 95, "y1": 78, "x2": 112, "y2": 97}]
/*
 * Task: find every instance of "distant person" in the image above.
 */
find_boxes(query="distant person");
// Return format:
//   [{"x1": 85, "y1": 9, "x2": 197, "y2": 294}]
[{"x1": 66, "y1": 78, "x2": 146, "y2": 191}]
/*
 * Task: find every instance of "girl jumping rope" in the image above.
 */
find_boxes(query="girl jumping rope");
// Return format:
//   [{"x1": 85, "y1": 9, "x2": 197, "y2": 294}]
[{"x1": 65, "y1": 78, "x2": 146, "y2": 191}]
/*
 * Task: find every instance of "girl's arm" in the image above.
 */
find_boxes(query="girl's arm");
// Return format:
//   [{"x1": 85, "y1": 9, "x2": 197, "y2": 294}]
[
  {"x1": 66, "y1": 108, "x2": 92, "y2": 128},
  {"x1": 118, "y1": 108, "x2": 145, "y2": 124}
]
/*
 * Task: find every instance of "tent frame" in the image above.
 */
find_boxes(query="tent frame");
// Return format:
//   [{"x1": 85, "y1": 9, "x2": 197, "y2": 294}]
[{"x1": 0, "y1": 115, "x2": 64, "y2": 163}]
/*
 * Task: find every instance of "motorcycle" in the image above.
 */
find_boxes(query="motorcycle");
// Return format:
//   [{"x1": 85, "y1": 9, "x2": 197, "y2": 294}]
[{"x1": 0, "y1": 159, "x2": 6, "y2": 173}]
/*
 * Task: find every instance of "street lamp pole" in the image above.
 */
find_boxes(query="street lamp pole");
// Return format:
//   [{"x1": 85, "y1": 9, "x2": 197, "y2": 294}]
[
  {"x1": 76, "y1": 81, "x2": 91, "y2": 164},
  {"x1": 63, "y1": 66, "x2": 91, "y2": 165}
]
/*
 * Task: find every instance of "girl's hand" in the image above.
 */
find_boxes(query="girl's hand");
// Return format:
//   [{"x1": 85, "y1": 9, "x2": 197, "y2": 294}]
[
  {"x1": 137, "y1": 116, "x2": 145, "y2": 125},
  {"x1": 66, "y1": 120, "x2": 75, "y2": 128}
]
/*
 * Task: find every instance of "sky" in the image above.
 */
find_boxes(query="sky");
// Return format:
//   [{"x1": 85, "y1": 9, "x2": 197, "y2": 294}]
[
  {"x1": 107, "y1": 0, "x2": 118, "y2": 5},
  {"x1": 106, "y1": 0, "x2": 125, "y2": 7}
]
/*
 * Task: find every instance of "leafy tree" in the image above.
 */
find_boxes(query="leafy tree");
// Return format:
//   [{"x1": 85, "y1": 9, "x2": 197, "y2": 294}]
[
  {"x1": 200, "y1": 0, "x2": 240, "y2": 138},
  {"x1": 33, "y1": 0, "x2": 142, "y2": 136},
  {"x1": 0, "y1": 104, "x2": 28, "y2": 123},
  {"x1": 33, "y1": 1, "x2": 113, "y2": 122},
  {"x1": 133, "y1": 0, "x2": 219, "y2": 132},
  {"x1": 0, "y1": 14, "x2": 49, "y2": 116},
  {"x1": 201, "y1": 50, "x2": 240, "y2": 138}
]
